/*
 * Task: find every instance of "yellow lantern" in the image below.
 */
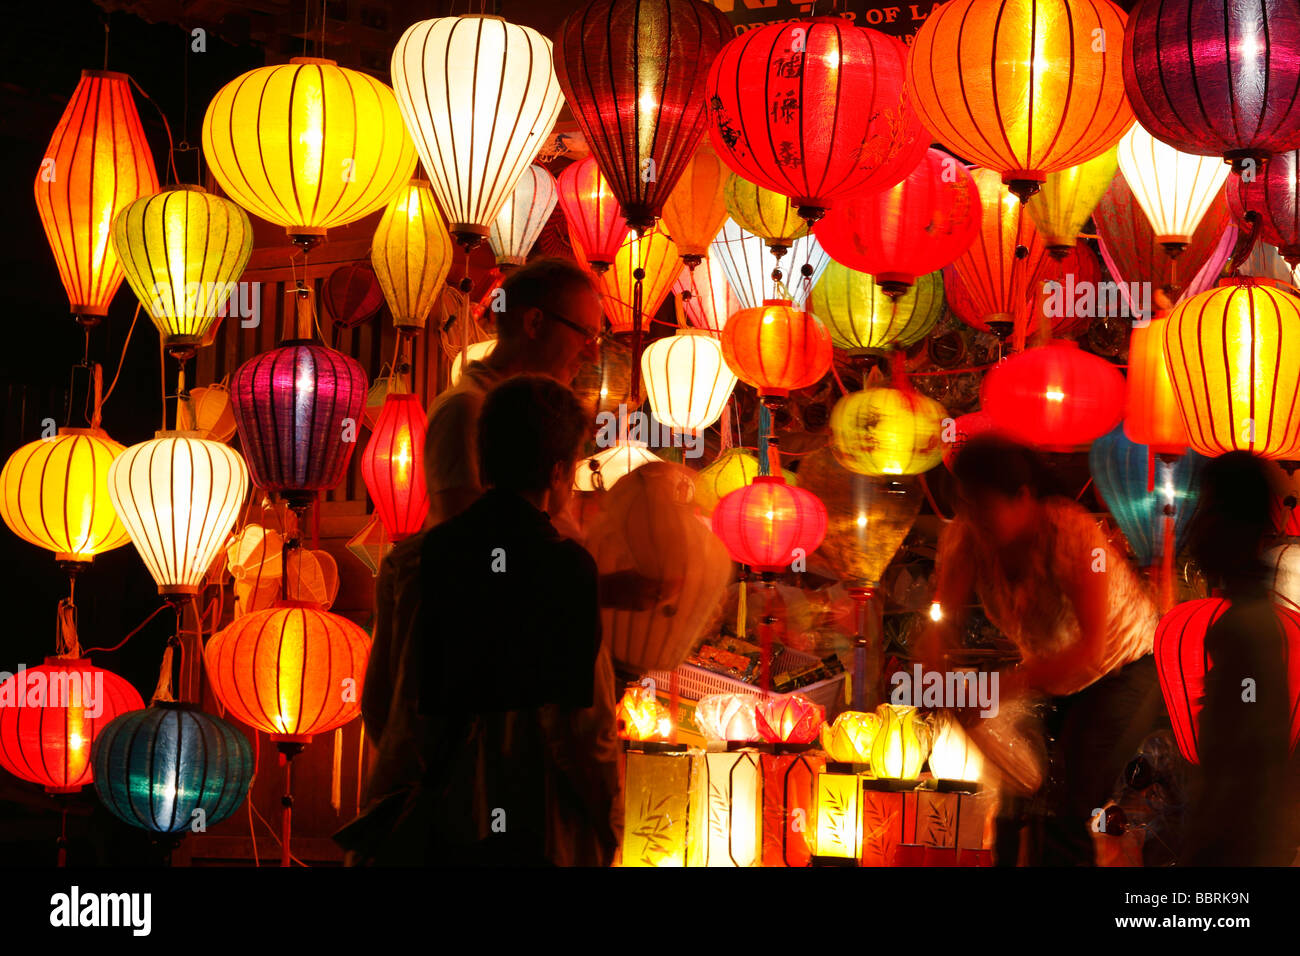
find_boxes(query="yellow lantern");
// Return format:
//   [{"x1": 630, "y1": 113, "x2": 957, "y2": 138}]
[
  {"x1": 622, "y1": 749, "x2": 705, "y2": 867},
  {"x1": 661, "y1": 144, "x2": 729, "y2": 267},
  {"x1": 0, "y1": 428, "x2": 130, "y2": 563},
  {"x1": 693, "y1": 448, "x2": 797, "y2": 516},
  {"x1": 928, "y1": 712, "x2": 984, "y2": 786},
  {"x1": 202, "y1": 57, "x2": 417, "y2": 248},
  {"x1": 810, "y1": 261, "x2": 944, "y2": 353},
  {"x1": 1116, "y1": 122, "x2": 1229, "y2": 258},
  {"x1": 587, "y1": 226, "x2": 680, "y2": 333},
  {"x1": 641, "y1": 329, "x2": 737, "y2": 434},
  {"x1": 820, "y1": 711, "x2": 880, "y2": 764},
  {"x1": 830, "y1": 384, "x2": 948, "y2": 476},
  {"x1": 370, "y1": 179, "x2": 454, "y2": 334},
  {"x1": 616, "y1": 685, "x2": 673, "y2": 742},
  {"x1": 111, "y1": 185, "x2": 253, "y2": 350},
  {"x1": 1026, "y1": 147, "x2": 1119, "y2": 258},
  {"x1": 814, "y1": 712, "x2": 879, "y2": 861},
  {"x1": 870, "y1": 704, "x2": 931, "y2": 781},
  {"x1": 723, "y1": 173, "x2": 809, "y2": 253}
]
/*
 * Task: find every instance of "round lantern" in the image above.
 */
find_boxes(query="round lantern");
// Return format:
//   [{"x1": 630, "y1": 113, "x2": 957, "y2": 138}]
[
  {"x1": 557, "y1": 156, "x2": 626, "y2": 272},
  {"x1": 1162, "y1": 280, "x2": 1300, "y2": 458},
  {"x1": 723, "y1": 174, "x2": 809, "y2": 254},
  {"x1": 0, "y1": 428, "x2": 130, "y2": 563},
  {"x1": 1267, "y1": 460, "x2": 1300, "y2": 537},
  {"x1": 674, "y1": 256, "x2": 740, "y2": 332},
  {"x1": 706, "y1": 19, "x2": 929, "y2": 222},
  {"x1": 370, "y1": 179, "x2": 454, "y2": 334},
  {"x1": 830, "y1": 385, "x2": 948, "y2": 476},
  {"x1": 35, "y1": 70, "x2": 160, "y2": 323},
  {"x1": 1227, "y1": 148, "x2": 1300, "y2": 268},
  {"x1": 202, "y1": 58, "x2": 416, "y2": 247},
  {"x1": 927, "y1": 713, "x2": 984, "y2": 784},
  {"x1": 710, "y1": 475, "x2": 828, "y2": 573},
  {"x1": 870, "y1": 703, "x2": 930, "y2": 780},
  {"x1": 1116, "y1": 121, "x2": 1230, "y2": 257},
  {"x1": 323, "y1": 263, "x2": 384, "y2": 330},
  {"x1": 230, "y1": 343, "x2": 369, "y2": 509},
  {"x1": 756, "y1": 695, "x2": 824, "y2": 745},
  {"x1": 809, "y1": 262, "x2": 944, "y2": 353},
  {"x1": 693, "y1": 448, "x2": 797, "y2": 516},
  {"x1": 1122, "y1": 0, "x2": 1300, "y2": 169},
  {"x1": 981, "y1": 339, "x2": 1126, "y2": 451},
  {"x1": 488, "y1": 165, "x2": 558, "y2": 269},
  {"x1": 711, "y1": 219, "x2": 829, "y2": 310},
  {"x1": 1125, "y1": 314, "x2": 1189, "y2": 455},
  {"x1": 206, "y1": 602, "x2": 371, "y2": 742},
  {"x1": 820, "y1": 710, "x2": 879, "y2": 764},
  {"x1": 0, "y1": 659, "x2": 143, "y2": 792},
  {"x1": 1027, "y1": 147, "x2": 1120, "y2": 257},
  {"x1": 581, "y1": 225, "x2": 680, "y2": 333},
  {"x1": 907, "y1": 0, "x2": 1134, "y2": 201},
  {"x1": 92, "y1": 703, "x2": 253, "y2": 833},
  {"x1": 111, "y1": 185, "x2": 253, "y2": 350},
  {"x1": 815, "y1": 149, "x2": 981, "y2": 295},
  {"x1": 361, "y1": 392, "x2": 429, "y2": 541},
  {"x1": 391, "y1": 17, "x2": 563, "y2": 244},
  {"x1": 107, "y1": 433, "x2": 249, "y2": 596},
  {"x1": 660, "y1": 143, "x2": 730, "y2": 266},
  {"x1": 1028, "y1": 239, "x2": 1105, "y2": 339},
  {"x1": 719, "y1": 298, "x2": 833, "y2": 401},
  {"x1": 641, "y1": 329, "x2": 737, "y2": 433}
]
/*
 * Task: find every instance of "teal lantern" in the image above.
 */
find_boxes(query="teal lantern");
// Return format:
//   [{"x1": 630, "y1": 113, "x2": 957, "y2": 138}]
[{"x1": 92, "y1": 703, "x2": 253, "y2": 834}]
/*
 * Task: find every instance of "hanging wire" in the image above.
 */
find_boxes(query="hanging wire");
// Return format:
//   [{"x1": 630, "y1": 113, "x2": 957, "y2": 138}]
[
  {"x1": 128, "y1": 77, "x2": 180, "y2": 187},
  {"x1": 101, "y1": 303, "x2": 141, "y2": 404},
  {"x1": 81, "y1": 604, "x2": 169, "y2": 655}
]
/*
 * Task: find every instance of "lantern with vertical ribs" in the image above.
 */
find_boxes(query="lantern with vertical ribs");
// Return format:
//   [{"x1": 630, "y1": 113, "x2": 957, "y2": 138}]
[
  {"x1": 1125, "y1": 314, "x2": 1189, "y2": 455},
  {"x1": 723, "y1": 174, "x2": 809, "y2": 254},
  {"x1": 830, "y1": 385, "x2": 948, "y2": 477},
  {"x1": 661, "y1": 144, "x2": 730, "y2": 267},
  {"x1": 361, "y1": 393, "x2": 429, "y2": 541},
  {"x1": 674, "y1": 256, "x2": 740, "y2": 332},
  {"x1": 809, "y1": 262, "x2": 944, "y2": 353},
  {"x1": 489, "y1": 165, "x2": 558, "y2": 269},
  {"x1": 710, "y1": 219, "x2": 829, "y2": 311},
  {"x1": 641, "y1": 329, "x2": 736, "y2": 434},
  {"x1": 370, "y1": 179, "x2": 454, "y2": 334},
  {"x1": 1027, "y1": 147, "x2": 1119, "y2": 258},
  {"x1": 1116, "y1": 122, "x2": 1230, "y2": 258},
  {"x1": 719, "y1": 299, "x2": 832, "y2": 401},
  {"x1": 579, "y1": 226, "x2": 680, "y2": 333},
  {"x1": 710, "y1": 476, "x2": 827, "y2": 573},
  {"x1": 1227, "y1": 149, "x2": 1300, "y2": 268},
  {"x1": 557, "y1": 156, "x2": 626, "y2": 272}
]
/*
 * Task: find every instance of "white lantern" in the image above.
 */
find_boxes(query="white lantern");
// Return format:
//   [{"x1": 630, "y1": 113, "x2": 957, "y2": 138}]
[
  {"x1": 574, "y1": 440, "x2": 661, "y2": 492},
  {"x1": 489, "y1": 165, "x2": 558, "y2": 268},
  {"x1": 450, "y1": 338, "x2": 497, "y2": 386},
  {"x1": 391, "y1": 16, "x2": 565, "y2": 245},
  {"x1": 641, "y1": 329, "x2": 736, "y2": 434},
  {"x1": 927, "y1": 712, "x2": 985, "y2": 785},
  {"x1": 710, "y1": 218, "x2": 829, "y2": 311},
  {"x1": 1116, "y1": 122, "x2": 1229, "y2": 257},
  {"x1": 107, "y1": 432, "x2": 248, "y2": 596},
  {"x1": 673, "y1": 256, "x2": 739, "y2": 332},
  {"x1": 1269, "y1": 543, "x2": 1300, "y2": 608}
]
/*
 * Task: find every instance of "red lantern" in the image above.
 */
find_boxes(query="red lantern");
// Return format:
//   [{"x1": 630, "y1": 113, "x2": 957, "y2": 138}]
[
  {"x1": 756, "y1": 694, "x2": 824, "y2": 744},
  {"x1": 556, "y1": 156, "x2": 626, "y2": 272},
  {"x1": 361, "y1": 392, "x2": 429, "y2": 541},
  {"x1": 941, "y1": 409, "x2": 1003, "y2": 471},
  {"x1": 814, "y1": 149, "x2": 981, "y2": 296},
  {"x1": 1227, "y1": 148, "x2": 1300, "y2": 268},
  {"x1": 322, "y1": 263, "x2": 384, "y2": 330},
  {"x1": 719, "y1": 298, "x2": 833, "y2": 401},
  {"x1": 711, "y1": 476, "x2": 827, "y2": 573},
  {"x1": 981, "y1": 339, "x2": 1126, "y2": 451},
  {"x1": 705, "y1": 20, "x2": 929, "y2": 224},
  {"x1": 1028, "y1": 239, "x2": 1104, "y2": 339}
]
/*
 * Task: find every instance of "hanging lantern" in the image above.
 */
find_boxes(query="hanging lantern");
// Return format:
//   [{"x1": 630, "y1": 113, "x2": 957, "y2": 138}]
[
  {"x1": 981, "y1": 339, "x2": 1126, "y2": 451},
  {"x1": 0, "y1": 659, "x2": 143, "y2": 792},
  {"x1": 361, "y1": 393, "x2": 429, "y2": 542},
  {"x1": 202, "y1": 58, "x2": 416, "y2": 248},
  {"x1": 661, "y1": 144, "x2": 730, "y2": 267},
  {"x1": 557, "y1": 156, "x2": 626, "y2": 272},
  {"x1": 1027, "y1": 147, "x2": 1120, "y2": 257},
  {"x1": 449, "y1": 339, "x2": 497, "y2": 388},
  {"x1": 809, "y1": 262, "x2": 944, "y2": 353},
  {"x1": 906, "y1": 0, "x2": 1134, "y2": 201},
  {"x1": 1267, "y1": 461, "x2": 1300, "y2": 537},
  {"x1": 572, "y1": 336, "x2": 634, "y2": 420},
  {"x1": 1162, "y1": 280, "x2": 1300, "y2": 458},
  {"x1": 1125, "y1": 314, "x2": 1189, "y2": 455},
  {"x1": 641, "y1": 329, "x2": 737, "y2": 433},
  {"x1": 615, "y1": 686, "x2": 673, "y2": 742},
  {"x1": 693, "y1": 448, "x2": 797, "y2": 516},
  {"x1": 1227, "y1": 148, "x2": 1300, "y2": 268},
  {"x1": 695, "y1": 694, "x2": 762, "y2": 744},
  {"x1": 92, "y1": 703, "x2": 253, "y2": 833},
  {"x1": 723, "y1": 174, "x2": 809, "y2": 254},
  {"x1": 710, "y1": 476, "x2": 827, "y2": 573},
  {"x1": 941, "y1": 410, "x2": 1003, "y2": 471},
  {"x1": 111, "y1": 186, "x2": 253, "y2": 351},
  {"x1": 927, "y1": 713, "x2": 984, "y2": 785},
  {"x1": 829, "y1": 384, "x2": 948, "y2": 476},
  {"x1": 1116, "y1": 122, "x2": 1230, "y2": 258},
  {"x1": 674, "y1": 256, "x2": 740, "y2": 332},
  {"x1": 706, "y1": 20, "x2": 929, "y2": 223},
  {"x1": 719, "y1": 298, "x2": 832, "y2": 402},
  {"x1": 488, "y1": 165, "x2": 558, "y2": 269},
  {"x1": 1027, "y1": 239, "x2": 1104, "y2": 340},
  {"x1": 870, "y1": 703, "x2": 930, "y2": 781},
  {"x1": 815, "y1": 149, "x2": 981, "y2": 295},
  {"x1": 755, "y1": 695, "x2": 824, "y2": 745},
  {"x1": 575, "y1": 440, "x2": 662, "y2": 492},
  {"x1": 34, "y1": 70, "x2": 160, "y2": 324},
  {"x1": 370, "y1": 179, "x2": 454, "y2": 334},
  {"x1": 180, "y1": 384, "x2": 238, "y2": 444},
  {"x1": 0, "y1": 428, "x2": 130, "y2": 564},
  {"x1": 322, "y1": 263, "x2": 384, "y2": 330},
  {"x1": 206, "y1": 602, "x2": 370, "y2": 742},
  {"x1": 1122, "y1": 0, "x2": 1300, "y2": 170},
  {"x1": 711, "y1": 219, "x2": 829, "y2": 310},
  {"x1": 581, "y1": 226, "x2": 680, "y2": 333}
]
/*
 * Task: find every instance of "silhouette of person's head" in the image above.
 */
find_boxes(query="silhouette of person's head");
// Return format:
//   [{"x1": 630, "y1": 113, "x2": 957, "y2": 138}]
[
  {"x1": 950, "y1": 434, "x2": 1059, "y2": 546},
  {"x1": 1187, "y1": 451, "x2": 1273, "y2": 595}
]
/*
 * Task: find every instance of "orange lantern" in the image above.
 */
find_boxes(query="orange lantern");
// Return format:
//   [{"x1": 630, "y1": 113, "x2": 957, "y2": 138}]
[
  {"x1": 661, "y1": 143, "x2": 729, "y2": 268},
  {"x1": 615, "y1": 685, "x2": 673, "y2": 742},
  {"x1": 755, "y1": 695, "x2": 824, "y2": 745},
  {"x1": 578, "y1": 225, "x2": 680, "y2": 333},
  {"x1": 1125, "y1": 313, "x2": 1189, "y2": 456},
  {"x1": 719, "y1": 298, "x2": 833, "y2": 402}
]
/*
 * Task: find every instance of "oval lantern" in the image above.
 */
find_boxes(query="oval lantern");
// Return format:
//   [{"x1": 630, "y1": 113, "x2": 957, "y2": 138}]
[
  {"x1": 35, "y1": 70, "x2": 160, "y2": 324},
  {"x1": 1227, "y1": 148, "x2": 1300, "y2": 269},
  {"x1": 641, "y1": 329, "x2": 737, "y2": 433},
  {"x1": 907, "y1": 0, "x2": 1134, "y2": 201},
  {"x1": 830, "y1": 385, "x2": 948, "y2": 476},
  {"x1": 370, "y1": 179, "x2": 454, "y2": 334},
  {"x1": 202, "y1": 58, "x2": 416, "y2": 247},
  {"x1": 674, "y1": 256, "x2": 740, "y2": 332},
  {"x1": 489, "y1": 165, "x2": 559, "y2": 269},
  {"x1": 578, "y1": 225, "x2": 680, "y2": 333},
  {"x1": 809, "y1": 262, "x2": 944, "y2": 353},
  {"x1": 661, "y1": 143, "x2": 730, "y2": 267},
  {"x1": 557, "y1": 156, "x2": 626, "y2": 272},
  {"x1": 719, "y1": 298, "x2": 833, "y2": 401},
  {"x1": 711, "y1": 219, "x2": 829, "y2": 310},
  {"x1": 1125, "y1": 313, "x2": 1188, "y2": 455},
  {"x1": 1027, "y1": 147, "x2": 1120, "y2": 258},
  {"x1": 92, "y1": 703, "x2": 253, "y2": 833},
  {"x1": 323, "y1": 263, "x2": 385, "y2": 330},
  {"x1": 723, "y1": 174, "x2": 809, "y2": 254},
  {"x1": 693, "y1": 448, "x2": 797, "y2": 516},
  {"x1": 711, "y1": 475, "x2": 828, "y2": 573},
  {"x1": 870, "y1": 703, "x2": 931, "y2": 781},
  {"x1": 361, "y1": 392, "x2": 429, "y2": 541}
]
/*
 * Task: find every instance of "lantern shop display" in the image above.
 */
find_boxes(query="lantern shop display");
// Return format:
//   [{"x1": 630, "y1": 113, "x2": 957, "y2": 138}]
[
  {"x1": 370, "y1": 179, "x2": 454, "y2": 334},
  {"x1": 711, "y1": 476, "x2": 827, "y2": 573},
  {"x1": 756, "y1": 695, "x2": 824, "y2": 745},
  {"x1": 693, "y1": 448, "x2": 797, "y2": 516},
  {"x1": 697, "y1": 749, "x2": 763, "y2": 866},
  {"x1": 322, "y1": 263, "x2": 384, "y2": 330},
  {"x1": 1115, "y1": 122, "x2": 1230, "y2": 257},
  {"x1": 489, "y1": 165, "x2": 558, "y2": 269},
  {"x1": 813, "y1": 711, "x2": 878, "y2": 862},
  {"x1": 179, "y1": 385, "x2": 238, "y2": 444},
  {"x1": 719, "y1": 299, "x2": 832, "y2": 402},
  {"x1": 829, "y1": 384, "x2": 948, "y2": 477},
  {"x1": 1028, "y1": 239, "x2": 1104, "y2": 340},
  {"x1": 574, "y1": 440, "x2": 662, "y2": 492},
  {"x1": 1027, "y1": 147, "x2": 1120, "y2": 257},
  {"x1": 641, "y1": 329, "x2": 736, "y2": 434},
  {"x1": 360, "y1": 392, "x2": 429, "y2": 542},
  {"x1": 809, "y1": 262, "x2": 944, "y2": 353}
]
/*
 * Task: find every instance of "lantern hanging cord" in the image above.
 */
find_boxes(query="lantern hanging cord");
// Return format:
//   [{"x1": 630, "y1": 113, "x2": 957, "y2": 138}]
[
  {"x1": 101, "y1": 303, "x2": 141, "y2": 405},
  {"x1": 128, "y1": 77, "x2": 180, "y2": 188},
  {"x1": 81, "y1": 603, "x2": 168, "y2": 655}
]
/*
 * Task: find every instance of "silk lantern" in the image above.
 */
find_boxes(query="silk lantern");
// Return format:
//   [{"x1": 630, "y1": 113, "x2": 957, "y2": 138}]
[
  {"x1": 370, "y1": 180, "x2": 454, "y2": 334},
  {"x1": 814, "y1": 711, "x2": 879, "y2": 860},
  {"x1": 870, "y1": 703, "x2": 931, "y2": 781},
  {"x1": 450, "y1": 339, "x2": 497, "y2": 388},
  {"x1": 809, "y1": 262, "x2": 944, "y2": 353},
  {"x1": 711, "y1": 476, "x2": 827, "y2": 573},
  {"x1": 361, "y1": 392, "x2": 429, "y2": 541},
  {"x1": 762, "y1": 750, "x2": 824, "y2": 867},
  {"x1": 1162, "y1": 280, "x2": 1300, "y2": 458},
  {"x1": 756, "y1": 694, "x2": 824, "y2": 745},
  {"x1": 92, "y1": 703, "x2": 253, "y2": 833},
  {"x1": 697, "y1": 749, "x2": 763, "y2": 866},
  {"x1": 575, "y1": 441, "x2": 663, "y2": 492},
  {"x1": 723, "y1": 174, "x2": 809, "y2": 254},
  {"x1": 821, "y1": 710, "x2": 880, "y2": 764},
  {"x1": 622, "y1": 749, "x2": 704, "y2": 866},
  {"x1": 584, "y1": 226, "x2": 680, "y2": 333},
  {"x1": 719, "y1": 298, "x2": 832, "y2": 402},
  {"x1": 711, "y1": 219, "x2": 829, "y2": 310},
  {"x1": 695, "y1": 694, "x2": 762, "y2": 744},
  {"x1": 907, "y1": 0, "x2": 1134, "y2": 201},
  {"x1": 706, "y1": 19, "x2": 929, "y2": 223},
  {"x1": 693, "y1": 448, "x2": 797, "y2": 516},
  {"x1": 323, "y1": 263, "x2": 384, "y2": 330},
  {"x1": 0, "y1": 428, "x2": 130, "y2": 564},
  {"x1": 661, "y1": 143, "x2": 730, "y2": 267},
  {"x1": 616, "y1": 686, "x2": 673, "y2": 742},
  {"x1": 35, "y1": 70, "x2": 160, "y2": 324},
  {"x1": 674, "y1": 256, "x2": 739, "y2": 332},
  {"x1": 180, "y1": 384, "x2": 239, "y2": 444},
  {"x1": 202, "y1": 58, "x2": 416, "y2": 248},
  {"x1": 941, "y1": 410, "x2": 1002, "y2": 470},
  {"x1": 641, "y1": 329, "x2": 737, "y2": 433},
  {"x1": 1125, "y1": 314, "x2": 1189, "y2": 455},
  {"x1": 830, "y1": 384, "x2": 948, "y2": 476},
  {"x1": 488, "y1": 165, "x2": 558, "y2": 269},
  {"x1": 1227, "y1": 148, "x2": 1300, "y2": 268},
  {"x1": 111, "y1": 186, "x2": 253, "y2": 351},
  {"x1": 557, "y1": 156, "x2": 626, "y2": 272},
  {"x1": 928, "y1": 713, "x2": 984, "y2": 785},
  {"x1": 0, "y1": 659, "x2": 143, "y2": 792},
  {"x1": 107, "y1": 433, "x2": 248, "y2": 596},
  {"x1": 1029, "y1": 239, "x2": 1104, "y2": 339},
  {"x1": 1116, "y1": 122, "x2": 1230, "y2": 257},
  {"x1": 392, "y1": 17, "x2": 563, "y2": 245},
  {"x1": 1027, "y1": 147, "x2": 1120, "y2": 257}
]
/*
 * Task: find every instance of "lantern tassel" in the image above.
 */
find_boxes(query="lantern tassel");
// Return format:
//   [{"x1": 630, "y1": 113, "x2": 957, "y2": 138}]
[
  {"x1": 152, "y1": 637, "x2": 178, "y2": 704},
  {"x1": 737, "y1": 576, "x2": 747, "y2": 640},
  {"x1": 758, "y1": 404, "x2": 772, "y2": 476},
  {"x1": 331, "y1": 727, "x2": 343, "y2": 814},
  {"x1": 1147, "y1": 446, "x2": 1156, "y2": 494},
  {"x1": 720, "y1": 398, "x2": 733, "y2": 452},
  {"x1": 1160, "y1": 508, "x2": 1176, "y2": 615},
  {"x1": 54, "y1": 598, "x2": 81, "y2": 658},
  {"x1": 630, "y1": 266, "x2": 646, "y2": 404}
]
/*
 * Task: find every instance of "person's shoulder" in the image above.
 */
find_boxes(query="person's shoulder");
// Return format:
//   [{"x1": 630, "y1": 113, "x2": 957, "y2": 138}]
[{"x1": 553, "y1": 535, "x2": 598, "y2": 577}]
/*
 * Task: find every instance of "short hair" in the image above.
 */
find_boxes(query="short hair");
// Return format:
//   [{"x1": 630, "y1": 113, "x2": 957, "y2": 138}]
[
  {"x1": 495, "y1": 257, "x2": 599, "y2": 338},
  {"x1": 951, "y1": 434, "x2": 1059, "y2": 500},
  {"x1": 477, "y1": 374, "x2": 589, "y2": 492}
]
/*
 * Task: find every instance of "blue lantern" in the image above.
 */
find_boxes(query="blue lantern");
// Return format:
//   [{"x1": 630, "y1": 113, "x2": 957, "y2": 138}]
[
  {"x1": 92, "y1": 703, "x2": 253, "y2": 834},
  {"x1": 1089, "y1": 424, "x2": 1204, "y2": 568}
]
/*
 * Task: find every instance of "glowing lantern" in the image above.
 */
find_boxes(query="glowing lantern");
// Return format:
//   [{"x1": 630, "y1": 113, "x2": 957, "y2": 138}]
[
  {"x1": 941, "y1": 410, "x2": 1002, "y2": 470},
  {"x1": 927, "y1": 713, "x2": 984, "y2": 785},
  {"x1": 179, "y1": 385, "x2": 239, "y2": 445},
  {"x1": 370, "y1": 180, "x2": 454, "y2": 334},
  {"x1": 870, "y1": 703, "x2": 930, "y2": 781},
  {"x1": 830, "y1": 384, "x2": 948, "y2": 476},
  {"x1": 755, "y1": 694, "x2": 824, "y2": 744},
  {"x1": 111, "y1": 186, "x2": 253, "y2": 350},
  {"x1": 693, "y1": 448, "x2": 797, "y2": 516},
  {"x1": 1028, "y1": 239, "x2": 1104, "y2": 339},
  {"x1": 1116, "y1": 122, "x2": 1230, "y2": 258},
  {"x1": 706, "y1": 20, "x2": 929, "y2": 222},
  {"x1": 674, "y1": 257, "x2": 740, "y2": 332},
  {"x1": 1122, "y1": 0, "x2": 1300, "y2": 169},
  {"x1": 809, "y1": 262, "x2": 944, "y2": 353},
  {"x1": 815, "y1": 149, "x2": 981, "y2": 295},
  {"x1": 557, "y1": 156, "x2": 626, "y2": 272},
  {"x1": 694, "y1": 693, "x2": 761, "y2": 744},
  {"x1": 206, "y1": 602, "x2": 370, "y2": 742},
  {"x1": 1227, "y1": 149, "x2": 1300, "y2": 268},
  {"x1": 0, "y1": 659, "x2": 143, "y2": 792},
  {"x1": 907, "y1": 0, "x2": 1134, "y2": 201},
  {"x1": 723, "y1": 174, "x2": 809, "y2": 254},
  {"x1": 623, "y1": 750, "x2": 704, "y2": 866},
  {"x1": 711, "y1": 476, "x2": 828, "y2": 573},
  {"x1": 1125, "y1": 314, "x2": 1189, "y2": 455},
  {"x1": 1162, "y1": 280, "x2": 1300, "y2": 458},
  {"x1": 981, "y1": 340, "x2": 1126, "y2": 451},
  {"x1": 814, "y1": 711, "x2": 879, "y2": 860},
  {"x1": 711, "y1": 219, "x2": 829, "y2": 310},
  {"x1": 1027, "y1": 147, "x2": 1120, "y2": 257},
  {"x1": 35, "y1": 70, "x2": 160, "y2": 323},
  {"x1": 0, "y1": 428, "x2": 130, "y2": 564},
  {"x1": 202, "y1": 58, "x2": 416, "y2": 247},
  {"x1": 762, "y1": 750, "x2": 824, "y2": 867},
  {"x1": 719, "y1": 298, "x2": 833, "y2": 401},
  {"x1": 107, "y1": 433, "x2": 248, "y2": 596},
  {"x1": 641, "y1": 329, "x2": 737, "y2": 433},
  {"x1": 574, "y1": 440, "x2": 662, "y2": 492},
  {"x1": 488, "y1": 165, "x2": 558, "y2": 269},
  {"x1": 696, "y1": 750, "x2": 763, "y2": 866},
  {"x1": 450, "y1": 339, "x2": 496, "y2": 387},
  {"x1": 573, "y1": 336, "x2": 634, "y2": 420},
  {"x1": 821, "y1": 710, "x2": 880, "y2": 764},
  {"x1": 92, "y1": 703, "x2": 253, "y2": 833},
  {"x1": 616, "y1": 686, "x2": 673, "y2": 742},
  {"x1": 661, "y1": 143, "x2": 730, "y2": 266},
  {"x1": 361, "y1": 393, "x2": 428, "y2": 541},
  {"x1": 391, "y1": 17, "x2": 563, "y2": 245},
  {"x1": 584, "y1": 226, "x2": 680, "y2": 333}
]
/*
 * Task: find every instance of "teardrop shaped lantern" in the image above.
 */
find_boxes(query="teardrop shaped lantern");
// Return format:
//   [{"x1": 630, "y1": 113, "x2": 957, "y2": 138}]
[
  {"x1": 579, "y1": 226, "x2": 680, "y2": 333},
  {"x1": 35, "y1": 70, "x2": 160, "y2": 324},
  {"x1": 1227, "y1": 148, "x2": 1300, "y2": 268},
  {"x1": 92, "y1": 703, "x2": 253, "y2": 833},
  {"x1": 723, "y1": 174, "x2": 809, "y2": 254},
  {"x1": 719, "y1": 298, "x2": 833, "y2": 402},
  {"x1": 323, "y1": 263, "x2": 385, "y2": 330},
  {"x1": 660, "y1": 143, "x2": 730, "y2": 268},
  {"x1": 706, "y1": 20, "x2": 929, "y2": 223},
  {"x1": 1116, "y1": 122, "x2": 1230, "y2": 258},
  {"x1": 870, "y1": 703, "x2": 931, "y2": 781},
  {"x1": 1162, "y1": 280, "x2": 1300, "y2": 458},
  {"x1": 809, "y1": 262, "x2": 944, "y2": 353},
  {"x1": 111, "y1": 185, "x2": 253, "y2": 351},
  {"x1": 674, "y1": 256, "x2": 739, "y2": 332},
  {"x1": 370, "y1": 179, "x2": 454, "y2": 334},
  {"x1": 711, "y1": 476, "x2": 828, "y2": 573},
  {"x1": 1027, "y1": 147, "x2": 1120, "y2": 258},
  {"x1": 489, "y1": 165, "x2": 559, "y2": 269},
  {"x1": 360, "y1": 392, "x2": 429, "y2": 541},
  {"x1": 907, "y1": 0, "x2": 1134, "y2": 201},
  {"x1": 107, "y1": 433, "x2": 249, "y2": 596},
  {"x1": 712, "y1": 219, "x2": 830, "y2": 310},
  {"x1": 830, "y1": 385, "x2": 948, "y2": 476},
  {"x1": 641, "y1": 329, "x2": 737, "y2": 433},
  {"x1": 202, "y1": 58, "x2": 416, "y2": 249},
  {"x1": 557, "y1": 156, "x2": 626, "y2": 272},
  {"x1": 392, "y1": 17, "x2": 564, "y2": 246},
  {"x1": 1125, "y1": 313, "x2": 1189, "y2": 455}
]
